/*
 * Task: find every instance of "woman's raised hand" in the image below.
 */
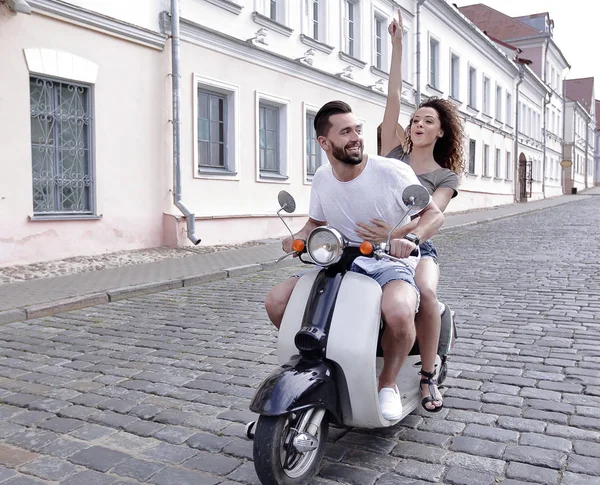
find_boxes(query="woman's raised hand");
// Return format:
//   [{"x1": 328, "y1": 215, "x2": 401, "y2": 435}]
[{"x1": 388, "y1": 8, "x2": 403, "y2": 46}]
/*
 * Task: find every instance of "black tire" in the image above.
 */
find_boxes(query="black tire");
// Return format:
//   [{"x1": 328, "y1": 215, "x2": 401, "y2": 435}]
[{"x1": 253, "y1": 410, "x2": 329, "y2": 485}]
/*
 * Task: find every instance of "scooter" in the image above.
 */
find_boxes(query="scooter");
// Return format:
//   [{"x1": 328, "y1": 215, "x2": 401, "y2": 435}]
[{"x1": 246, "y1": 185, "x2": 456, "y2": 485}]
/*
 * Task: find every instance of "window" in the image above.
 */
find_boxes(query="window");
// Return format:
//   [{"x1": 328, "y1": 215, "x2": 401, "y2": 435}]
[
  {"x1": 495, "y1": 148, "x2": 501, "y2": 178},
  {"x1": 468, "y1": 66, "x2": 477, "y2": 107},
  {"x1": 194, "y1": 76, "x2": 238, "y2": 176},
  {"x1": 374, "y1": 16, "x2": 384, "y2": 70},
  {"x1": 343, "y1": 0, "x2": 360, "y2": 58},
  {"x1": 483, "y1": 144, "x2": 490, "y2": 176},
  {"x1": 506, "y1": 151, "x2": 512, "y2": 180},
  {"x1": 306, "y1": 113, "x2": 324, "y2": 177},
  {"x1": 429, "y1": 36, "x2": 439, "y2": 89},
  {"x1": 483, "y1": 76, "x2": 490, "y2": 115},
  {"x1": 506, "y1": 93, "x2": 512, "y2": 126},
  {"x1": 551, "y1": 111, "x2": 556, "y2": 136},
  {"x1": 257, "y1": 93, "x2": 288, "y2": 180},
  {"x1": 259, "y1": 104, "x2": 280, "y2": 173},
  {"x1": 30, "y1": 76, "x2": 94, "y2": 216},
  {"x1": 306, "y1": 0, "x2": 325, "y2": 41},
  {"x1": 198, "y1": 90, "x2": 227, "y2": 169},
  {"x1": 402, "y1": 29, "x2": 409, "y2": 83},
  {"x1": 495, "y1": 85, "x2": 502, "y2": 121},
  {"x1": 269, "y1": 0, "x2": 277, "y2": 20},
  {"x1": 450, "y1": 53, "x2": 459, "y2": 99},
  {"x1": 468, "y1": 139, "x2": 476, "y2": 174}
]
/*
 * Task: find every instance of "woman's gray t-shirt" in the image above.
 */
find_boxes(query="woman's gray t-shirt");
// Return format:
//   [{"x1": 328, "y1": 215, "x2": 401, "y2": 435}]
[{"x1": 386, "y1": 145, "x2": 459, "y2": 198}]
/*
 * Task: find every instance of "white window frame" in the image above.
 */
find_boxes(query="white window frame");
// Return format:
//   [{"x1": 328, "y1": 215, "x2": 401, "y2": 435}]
[
  {"x1": 255, "y1": 91, "x2": 289, "y2": 183},
  {"x1": 506, "y1": 151, "x2": 512, "y2": 180},
  {"x1": 450, "y1": 51, "x2": 460, "y2": 100},
  {"x1": 304, "y1": 0, "x2": 327, "y2": 42},
  {"x1": 402, "y1": 27, "x2": 410, "y2": 85},
  {"x1": 193, "y1": 74, "x2": 240, "y2": 180},
  {"x1": 494, "y1": 148, "x2": 501, "y2": 178},
  {"x1": 483, "y1": 143, "x2": 490, "y2": 177},
  {"x1": 468, "y1": 138, "x2": 476, "y2": 174},
  {"x1": 468, "y1": 65, "x2": 477, "y2": 108},
  {"x1": 495, "y1": 84, "x2": 502, "y2": 122},
  {"x1": 258, "y1": 0, "x2": 287, "y2": 24},
  {"x1": 482, "y1": 75, "x2": 491, "y2": 115},
  {"x1": 373, "y1": 10, "x2": 388, "y2": 71},
  {"x1": 428, "y1": 34, "x2": 440, "y2": 89},
  {"x1": 506, "y1": 92, "x2": 512, "y2": 126},
  {"x1": 303, "y1": 102, "x2": 326, "y2": 184},
  {"x1": 342, "y1": 0, "x2": 361, "y2": 59}
]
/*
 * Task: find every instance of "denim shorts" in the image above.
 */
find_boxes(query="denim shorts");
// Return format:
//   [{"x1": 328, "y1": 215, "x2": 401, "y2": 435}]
[
  {"x1": 350, "y1": 262, "x2": 420, "y2": 310},
  {"x1": 419, "y1": 239, "x2": 438, "y2": 264}
]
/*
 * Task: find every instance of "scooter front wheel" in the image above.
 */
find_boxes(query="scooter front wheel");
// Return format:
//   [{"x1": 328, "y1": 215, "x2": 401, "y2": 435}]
[{"x1": 253, "y1": 409, "x2": 329, "y2": 485}]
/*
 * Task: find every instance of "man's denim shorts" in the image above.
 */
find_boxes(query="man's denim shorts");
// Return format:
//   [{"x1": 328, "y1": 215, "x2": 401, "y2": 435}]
[{"x1": 419, "y1": 239, "x2": 438, "y2": 264}]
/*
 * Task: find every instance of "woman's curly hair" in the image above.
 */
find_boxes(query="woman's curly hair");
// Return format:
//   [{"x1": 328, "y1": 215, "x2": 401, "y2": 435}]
[{"x1": 404, "y1": 97, "x2": 466, "y2": 175}]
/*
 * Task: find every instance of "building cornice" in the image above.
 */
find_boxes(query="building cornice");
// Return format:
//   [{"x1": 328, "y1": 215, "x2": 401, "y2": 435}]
[
  {"x1": 28, "y1": 0, "x2": 167, "y2": 50},
  {"x1": 160, "y1": 12, "x2": 387, "y2": 106}
]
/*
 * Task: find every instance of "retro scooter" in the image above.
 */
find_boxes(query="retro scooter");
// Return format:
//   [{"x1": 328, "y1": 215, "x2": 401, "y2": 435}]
[{"x1": 246, "y1": 185, "x2": 456, "y2": 485}]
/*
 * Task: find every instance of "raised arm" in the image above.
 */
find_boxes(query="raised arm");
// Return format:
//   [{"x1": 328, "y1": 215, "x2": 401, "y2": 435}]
[{"x1": 380, "y1": 9, "x2": 407, "y2": 158}]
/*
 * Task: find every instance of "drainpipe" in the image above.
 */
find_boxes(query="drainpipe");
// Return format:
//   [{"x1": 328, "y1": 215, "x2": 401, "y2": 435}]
[
  {"x1": 415, "y1": 0, "x2": 426, "y2": 106},
  {"x1": 585, "y1": 115, "x2": 590, "y2": 188},
  {"x1": 541, "y1": 91, "x2": 551, "y2": 198},
  {"x1": 514, "y1": 65, "x2": 525, "y2": 202},
  {"x1": 170, "y1": 0, "x2": 201, "y2": 245}
]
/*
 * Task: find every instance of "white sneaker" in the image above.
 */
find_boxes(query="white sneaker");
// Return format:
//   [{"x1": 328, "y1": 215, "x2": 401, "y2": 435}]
[{"x1": 378, "y1": 385, "x2": 403, "y2": 421}]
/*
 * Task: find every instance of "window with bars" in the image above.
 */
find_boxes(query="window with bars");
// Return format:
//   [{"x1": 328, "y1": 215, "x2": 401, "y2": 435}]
[
  {"x1": 306, "y1": 113, "x2": 323, "y2": 177},
  {"x1": 259, "y1": 103, "x2": 280, "y2": 173},
  {"x1": 29, "y1": 76, "x2": 94, "y2": 216},
  {"x1": 198, "y1": 90, "x2": 227, "y2": 169}
]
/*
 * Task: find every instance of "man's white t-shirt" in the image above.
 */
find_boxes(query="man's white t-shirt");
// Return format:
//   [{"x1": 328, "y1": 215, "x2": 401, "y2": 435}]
[{"x1": 308, "y1": 154, "x2": 426, "y2": 272}]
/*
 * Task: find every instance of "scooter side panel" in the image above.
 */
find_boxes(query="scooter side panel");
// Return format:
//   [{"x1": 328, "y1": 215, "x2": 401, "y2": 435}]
[
  {"x1": 325, "y1": 271, "x2": 387, "y2": 428},
  {"x1": 277, "y1": 269, "x2": 322, "y2": 364}
]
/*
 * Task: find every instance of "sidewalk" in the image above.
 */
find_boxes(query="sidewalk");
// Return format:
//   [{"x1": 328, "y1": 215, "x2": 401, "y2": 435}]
[{"x1": 1, "y1": 188, "x2": 599, "y2": 325}]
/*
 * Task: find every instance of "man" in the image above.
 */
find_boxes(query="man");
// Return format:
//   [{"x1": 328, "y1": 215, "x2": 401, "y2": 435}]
[{"x1": 265, "y1": 100, "x2": 444, "y2": 420}]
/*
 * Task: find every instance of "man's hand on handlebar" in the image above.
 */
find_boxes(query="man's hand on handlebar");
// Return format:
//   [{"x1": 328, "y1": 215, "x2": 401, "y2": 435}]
[
  {"x1": 281, "y1": 236, "x2": 293, "y2": 253},
  {"x1": 389, "y1": 238, "x2": 417, "y2": 259}
]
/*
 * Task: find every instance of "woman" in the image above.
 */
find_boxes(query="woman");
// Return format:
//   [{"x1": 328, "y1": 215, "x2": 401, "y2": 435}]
[{"x1": 356, "y1": 10, "x2": 465, "y2": 413}]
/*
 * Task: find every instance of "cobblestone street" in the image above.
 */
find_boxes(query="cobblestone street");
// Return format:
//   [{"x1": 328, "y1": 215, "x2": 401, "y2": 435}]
[{"x1": 1, "y1": 196, "x2": 599, "y2": 485}]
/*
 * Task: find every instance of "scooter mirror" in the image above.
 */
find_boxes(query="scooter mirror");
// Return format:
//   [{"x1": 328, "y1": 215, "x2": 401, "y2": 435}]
[
  {"x1": 402, "y1": 184, "x2": 431, "y2": 215},
  {"x1": 278, "y1": 191, "x2": 296, "y2": 214}
]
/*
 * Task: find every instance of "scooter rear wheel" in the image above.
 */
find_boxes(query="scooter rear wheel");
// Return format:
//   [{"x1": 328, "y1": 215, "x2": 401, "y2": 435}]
[{"x1": 253, "y1": 410, "x2": 329, "y2": 485}]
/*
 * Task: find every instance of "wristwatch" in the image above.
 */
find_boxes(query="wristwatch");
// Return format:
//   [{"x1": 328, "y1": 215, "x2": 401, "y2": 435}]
[{"x1": 403, "y1": 233, "x2": 420, "y2": 246}]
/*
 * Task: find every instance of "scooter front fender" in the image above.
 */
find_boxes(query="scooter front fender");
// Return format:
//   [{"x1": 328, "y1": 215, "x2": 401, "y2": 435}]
[{"x1": 249, "y1": 357, "x2": 339, "y2": 422}]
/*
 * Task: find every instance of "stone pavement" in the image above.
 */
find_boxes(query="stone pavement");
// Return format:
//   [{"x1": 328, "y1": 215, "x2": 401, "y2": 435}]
[
  {"x1": 1, "y1": 188, "x2": 599, "y2": 326},
  {"x1": 0, "y1": 192, "x2": 599, "y2": 484}
]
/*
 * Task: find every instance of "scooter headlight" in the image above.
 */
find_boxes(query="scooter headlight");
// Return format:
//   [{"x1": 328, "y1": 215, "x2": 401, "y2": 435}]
[{"x1": 307, "y1": 227, "x2": 344, "y2": 266}]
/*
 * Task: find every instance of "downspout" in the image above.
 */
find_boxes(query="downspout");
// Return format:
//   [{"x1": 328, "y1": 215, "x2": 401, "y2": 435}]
[
  {"x1": 415, "y1": 0, "x2": 426, "y2": 106},
  {"x1": 584, "y1": 114, "x2": 590, "y2": 188},
  {"x1": 541, "y1": 91, "x2": 550, "y2": 198},
  {"x1": 540, "y1": 38, "x2": 550, "y2": 198},
  {"x1": 561, "y1": 69, "x2": 570, "y2": 192},
  {"x1": 514, "y1": 65, "x2": 525, "y2": 202},
  {"x1": 170, "y1": 0, "x2": 201, "y2": 245}
]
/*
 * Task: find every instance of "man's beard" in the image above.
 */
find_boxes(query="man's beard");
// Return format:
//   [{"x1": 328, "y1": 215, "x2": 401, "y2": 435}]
[{"x1": 331, "y1": 141, "x2": 363, "y2": 165}]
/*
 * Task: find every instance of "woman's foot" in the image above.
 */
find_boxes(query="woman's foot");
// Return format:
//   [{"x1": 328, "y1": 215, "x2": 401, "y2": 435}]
[{"x1": 420, "y1": 369, "x2": 443, "y2": 413}]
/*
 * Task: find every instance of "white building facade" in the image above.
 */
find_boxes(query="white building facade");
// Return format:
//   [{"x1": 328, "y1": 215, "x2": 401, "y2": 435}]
[{"x1": 0, "y1": 0, "x2": 580, "y2": 266}]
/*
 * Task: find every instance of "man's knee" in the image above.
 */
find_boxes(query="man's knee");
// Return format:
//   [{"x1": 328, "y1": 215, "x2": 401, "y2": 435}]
[
  {"x1": 265, "y1": 277, "x2": 298, "y2": 326},
  {"x1": 382, "y1": 305, "x2": 415, "y2": 341}
]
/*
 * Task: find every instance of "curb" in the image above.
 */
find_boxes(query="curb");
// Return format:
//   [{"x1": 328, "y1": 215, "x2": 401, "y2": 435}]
[
  {"x1": 0, "y1": 259, "x2": 299, "y2": 326},
  {"x1": 1, "y1": 193, "x2": 596, "y2": 326}
]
